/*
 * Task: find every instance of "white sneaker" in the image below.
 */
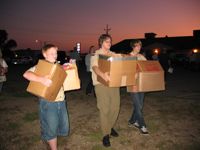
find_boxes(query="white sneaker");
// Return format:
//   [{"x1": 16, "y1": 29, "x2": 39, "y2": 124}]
[
  {"x1": 140, "y1": 126, "x2": 149, "y2": 134},
  {"x1": 128, "y1": 122, "x2": 139, "y2": 128},
  {"x1": 133, "y1": 122, "x2": 140, "y2": 128}
]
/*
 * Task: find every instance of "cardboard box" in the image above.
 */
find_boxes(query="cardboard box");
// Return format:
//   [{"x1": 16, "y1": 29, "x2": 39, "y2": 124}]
[
  {"x1": 97, "y1": 54, "x2": 137, "y2": 87},
  {"x1": 63, "y1": 63, "x2": 80, "y2": 91},
  {"x1": 27, "y1": 60, "x2": 67, "y2": 101},
  {"x1": 127, "y1": 60, "x2": 165, "y2": 92}
]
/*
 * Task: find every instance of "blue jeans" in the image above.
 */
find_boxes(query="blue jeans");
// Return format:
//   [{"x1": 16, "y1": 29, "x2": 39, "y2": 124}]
[
  {"x1": 129, "y1": 92, "x2": 146, "y2": 127},
  {"x1": 39, "y1": 99, "x2": 70, "y2": 141}
]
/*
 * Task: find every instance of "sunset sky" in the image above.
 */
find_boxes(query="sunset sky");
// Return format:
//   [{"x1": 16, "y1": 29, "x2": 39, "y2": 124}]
[{"x1": 0, "y1": 0, "x2": 200, "y2": 52}]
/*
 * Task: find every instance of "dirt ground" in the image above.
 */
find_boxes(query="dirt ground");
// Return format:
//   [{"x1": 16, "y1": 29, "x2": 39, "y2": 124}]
[{"x1": 0, "y1": 64, "x2": 200, "y2": 150}]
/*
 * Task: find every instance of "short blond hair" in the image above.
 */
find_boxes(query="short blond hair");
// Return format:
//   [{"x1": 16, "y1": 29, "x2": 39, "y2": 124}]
[{"x1": 42, "y1": 44, "x2": 57, "y2": 53}]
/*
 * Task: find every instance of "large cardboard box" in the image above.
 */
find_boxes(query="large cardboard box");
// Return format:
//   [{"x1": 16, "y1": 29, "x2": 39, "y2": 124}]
[
  {"x1": 27, "y1": 60, "x2": 67, "y2": 101},
  {"x1": 127, "y1": 60, "x2": 165, "y2": 92},
  {"x1": 97, "y1": 54, "x2": 137, "y2": 87},
  {"x1": 63, "y1": 63, "x2": 80, "y2": 91}
]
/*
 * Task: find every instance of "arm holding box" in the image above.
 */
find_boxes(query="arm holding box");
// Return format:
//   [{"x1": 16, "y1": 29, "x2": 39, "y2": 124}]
[
  {"x1": 23, "y1": 70, "x2": 52, "y2": 87},
  {"x1": 91, "y1": 53, "x2": 110, "y2": 82},
  {"x1": 92, "y1": 66, "x2": 110, "y2": 82}
]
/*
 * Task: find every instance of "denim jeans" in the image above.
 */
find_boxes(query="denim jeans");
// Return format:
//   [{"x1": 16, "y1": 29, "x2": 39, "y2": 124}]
[
  {"x1": 39, "y1": 99, "x2": 70, "y2": 141},
  {"x1": 129, "y1": 92, "x2": 146, "y2": 127}
]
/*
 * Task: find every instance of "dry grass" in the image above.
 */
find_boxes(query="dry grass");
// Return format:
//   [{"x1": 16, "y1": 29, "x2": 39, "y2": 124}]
[{"x1": 0, "y1": 89, "x2": 200, "y2": 150}]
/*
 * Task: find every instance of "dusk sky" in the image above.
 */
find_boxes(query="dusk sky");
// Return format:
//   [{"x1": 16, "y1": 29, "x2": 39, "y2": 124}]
[{"x1": 0, "y1": 0, "x2": 200, "y2": 52}]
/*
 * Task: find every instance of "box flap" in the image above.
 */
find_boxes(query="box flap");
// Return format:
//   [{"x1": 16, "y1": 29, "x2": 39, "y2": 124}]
[
  {"x1": 99, "y1": 54, "x2": 137, "y2": 61},
  {"x1": 137, "y1": 60, "x2": 163, "y2": 72}
]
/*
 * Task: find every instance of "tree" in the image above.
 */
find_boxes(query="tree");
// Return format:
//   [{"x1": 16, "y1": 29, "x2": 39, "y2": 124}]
[
  {"x1": 0, "y1": 30, "x2": 8, "y2": 47},
  {"x1": 5, "y1": 39, "x2": 17, "y2": 49},
  {"x1": 0, "y1": 30, "x2": 17, "y2": 59}
]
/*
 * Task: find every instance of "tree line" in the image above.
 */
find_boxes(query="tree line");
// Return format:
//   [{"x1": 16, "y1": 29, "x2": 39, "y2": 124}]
[{"x1": 0, "y1": 30, "x2": 17, "y2": 59}]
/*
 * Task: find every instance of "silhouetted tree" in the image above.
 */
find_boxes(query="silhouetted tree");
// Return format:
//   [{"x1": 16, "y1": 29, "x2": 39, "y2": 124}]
[
  {"x1": 0, "y1": 30, "x2": 17, "y2": 59},
  {"x1": 0, "y1": 30, "x2": 8, "y2": 47},
  {"x1": 5, "y1": 39, "x2": 17, "y2": 49}
]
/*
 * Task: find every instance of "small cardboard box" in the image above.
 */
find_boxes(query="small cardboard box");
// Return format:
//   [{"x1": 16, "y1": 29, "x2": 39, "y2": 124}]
[
  {"x1": 63, "y1": 63, "x2": 80, "y2": 91},
  {"x1": 127, "y1": 60, "x2": 165, "y2": 92},
  {"x1": 97, "y1": 54, "x2": 137, "y2": 87},
  {"x1": 27, "y1": 60, "x2": 67, "y2": 101}
]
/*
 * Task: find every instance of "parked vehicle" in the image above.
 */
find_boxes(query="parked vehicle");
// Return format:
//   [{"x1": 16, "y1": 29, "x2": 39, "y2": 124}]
[
  {"x1": 11, "y1": 56, "x2": 33, "y2": 65},
  {"x1": 189, "y1": 53, "x2": 200, "y2": 71},
  {"x1": 174, "y1": 53, "x2": 189, "y2": 68}
]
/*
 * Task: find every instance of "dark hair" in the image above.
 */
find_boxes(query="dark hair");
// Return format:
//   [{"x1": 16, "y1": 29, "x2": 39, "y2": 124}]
[
  {"x1": 89, "y1": 45, "x2": 94, "y2": 50},
  {"x1": 42, "y1": 44, "x2": 57, "y2": 52},
  {"x1": 130, "y1": 39, "x2": 142, "y2": 48},
  {"x1": 98, "y1": 34, "x2": 112, "y2": 47},
  {"x1": 89, "y1": 46, "x2": 95, "y2": 53}
]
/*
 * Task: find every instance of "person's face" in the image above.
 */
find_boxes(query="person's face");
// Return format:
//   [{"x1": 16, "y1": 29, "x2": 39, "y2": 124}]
[
  {"x1": 133, "y1": 43, "x2": 141, "y2": 54},
  {"x1": 43, "y1": 47, "x2": 58, "y2": 63},
  {"x1": 90, "y1": 47, "x2": 95, "y2": 54},
  {"x1": 101, "y1": 38, "x2": 112, "y2": 50}
]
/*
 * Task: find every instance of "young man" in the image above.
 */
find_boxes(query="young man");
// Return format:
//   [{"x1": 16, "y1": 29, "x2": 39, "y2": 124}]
[
  {"x1": 128, "y1": 39, "x2": 149, "y2": 134},
  {"x1": 23, "y1": 44, "x2": 69, "y2": 150},
  {"x1": 90, "y1": 34, "x2": 120, "y2": 147}
]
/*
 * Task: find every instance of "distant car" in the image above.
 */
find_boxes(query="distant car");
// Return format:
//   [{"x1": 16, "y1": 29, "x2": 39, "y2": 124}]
[
  {"x1": 189, "y1": 53, "x2": 200, "y2": 71},
  {"x1": 174, "y1": 53, "x2": 189, "y2": 67},
  {"x1": 11, "y1": 57, "x2": 23, "y2": 65},
  {"x1": 21, "y1": 56, "x2": 33, "y2": 64},
  {"x1": 11, "y1": 56, "x2": 33, "y2": 65}
]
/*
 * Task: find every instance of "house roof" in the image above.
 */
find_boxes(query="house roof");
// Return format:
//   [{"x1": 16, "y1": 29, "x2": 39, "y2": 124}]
[
  {"x1": 111, "y1": 34, "x2": 200, "y2": 54},
  {"x1": 143, "y1": 42, "x2": 173, "y2": 50}
]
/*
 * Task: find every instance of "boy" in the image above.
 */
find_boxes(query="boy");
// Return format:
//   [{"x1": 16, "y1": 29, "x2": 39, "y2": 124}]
[
  {"x1": 23, "y1": 44, "x2": 69, "y2": 150},
  {"x1": 128, "y1": 40, "x2": 149, "y2": 134},
  {"x1": 91, "y1": 34, "x2": 120, "y2": 147}
]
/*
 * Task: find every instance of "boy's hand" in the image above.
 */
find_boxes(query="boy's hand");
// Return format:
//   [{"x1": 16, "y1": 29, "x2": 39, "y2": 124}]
[
  {"x1": 102, "y1": 72, "x2": 110, "y2": 82},
  {"x1": 40, "y1": 75, "x2": 52, "y2": 87}
]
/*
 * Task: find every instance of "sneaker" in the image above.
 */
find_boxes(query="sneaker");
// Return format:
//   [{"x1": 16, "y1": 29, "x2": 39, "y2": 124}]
[
  {"x1": 128, "y1": 122, "x2": 140, "y2": 129},
  {"x1": 140, "y1": 126, "x2": 149, "y2": 134},
  {"x1": 110, "y1": 128, "x2": 119, "y2": 137},
  {"x1": 102, "y1": 135, "x2": 111, "y2": 147}
]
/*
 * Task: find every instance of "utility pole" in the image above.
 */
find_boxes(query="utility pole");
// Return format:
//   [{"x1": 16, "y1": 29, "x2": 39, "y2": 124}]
[{"x1": 104, "y1": 24, "x2": 111, "y2": 35}]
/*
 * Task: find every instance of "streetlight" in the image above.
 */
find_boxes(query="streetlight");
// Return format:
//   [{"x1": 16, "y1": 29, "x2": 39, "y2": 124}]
[
  {"x1": 35, "y1": 40, "x2": 43, "y2": 49},
  {"x1": 35, "y1": 40, "x2": 49, "y2": 49},
  {"x1": 193, "y1": 49, "x2": 199, "y2": 53},
  {"x1": 76, "y1": 42, "x2": 81, "y2": 53},
  {"x1": 154, "y1": 48, "x2": 159, "y2": 54}
]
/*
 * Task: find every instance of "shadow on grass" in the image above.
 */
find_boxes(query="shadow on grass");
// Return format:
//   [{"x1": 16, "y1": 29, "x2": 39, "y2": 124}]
[
  {"x1": 0, "y1": 91, "x2": 32, "y2": 101},
  {"x1": 87, "y1": 132, "x2": 102, "y2": 142},
  {"x1": 23, "y1": 112, "x2": 38, "y2": 122},
  {"x1": 156, "y1": 140, "x2": 200, "y2": 150},
  {"x1": 92, "y1": 144, "x2": 115, "y2": 150}
]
